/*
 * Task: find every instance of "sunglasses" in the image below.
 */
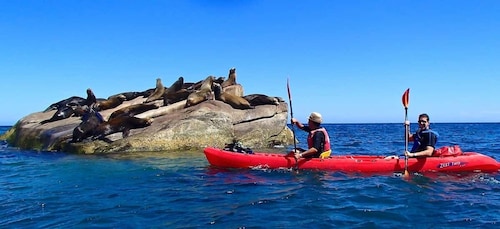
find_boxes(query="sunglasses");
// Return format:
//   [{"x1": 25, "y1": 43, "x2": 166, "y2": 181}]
[{"x1": 418, "y1": 120, "x2": 428, "y2": 124}]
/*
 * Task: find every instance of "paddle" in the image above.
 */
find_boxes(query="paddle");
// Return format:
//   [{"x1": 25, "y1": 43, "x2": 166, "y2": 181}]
[
  {"x1": 287, "y1": 78, "x2": 298, "y2": 169},
  {"x1": 402, "y1": 88, "x2": 410, "y2": 178}
]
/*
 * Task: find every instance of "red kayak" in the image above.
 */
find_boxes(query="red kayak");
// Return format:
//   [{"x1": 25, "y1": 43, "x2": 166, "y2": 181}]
[{"x1": 203, "y1": 147, "x2": 500, "y2": 173}]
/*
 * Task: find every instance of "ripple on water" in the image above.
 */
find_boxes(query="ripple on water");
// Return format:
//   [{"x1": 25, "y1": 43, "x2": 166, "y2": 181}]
[{"x1": 1, "y1": 124, "x2": 500, "y2": 227}]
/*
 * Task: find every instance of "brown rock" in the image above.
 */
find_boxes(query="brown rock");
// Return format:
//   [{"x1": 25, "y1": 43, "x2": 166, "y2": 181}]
[{"x1": 1, "y1": 92, "x2": 293, "y2": 154}]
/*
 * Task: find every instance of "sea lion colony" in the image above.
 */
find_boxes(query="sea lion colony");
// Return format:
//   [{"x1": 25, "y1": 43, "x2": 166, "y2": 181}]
[{"x1": 40, "y1": 68, "x2": 282, "y2": 143}]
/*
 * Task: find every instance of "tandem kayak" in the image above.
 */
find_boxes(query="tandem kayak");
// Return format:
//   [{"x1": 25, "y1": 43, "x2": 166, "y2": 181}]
[{"x1": 203, "y1": 147, "x2": 500, "y2": 173}]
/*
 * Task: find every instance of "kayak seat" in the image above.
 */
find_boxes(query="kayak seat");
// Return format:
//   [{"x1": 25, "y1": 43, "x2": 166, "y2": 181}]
[{"x1": 320, "y1": 150, "x2": 332, "y2": 159}]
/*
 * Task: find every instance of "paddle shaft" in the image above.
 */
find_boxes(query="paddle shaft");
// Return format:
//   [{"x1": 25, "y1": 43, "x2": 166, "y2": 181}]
[
  {"x1": 289, "y1": 97, "x2": 297, "y2": 151},
  {"x1": 404, "y1": 107, "x2": 409, "y2": 172},
  {"x1": 287, "y1": 79, "x2": 298, "y2": 169},
  {"x1": 401, "y1": 88, "x2": 410, "y2": 177}
]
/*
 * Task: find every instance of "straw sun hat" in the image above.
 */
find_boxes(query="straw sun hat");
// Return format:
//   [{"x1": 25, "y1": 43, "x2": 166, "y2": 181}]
[{"x1": 308, "y1": 112, "x2": 323, "y2": 124}]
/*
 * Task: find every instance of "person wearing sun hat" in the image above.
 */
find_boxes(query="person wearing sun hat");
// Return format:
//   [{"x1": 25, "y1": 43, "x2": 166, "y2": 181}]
[{"x1": 290, "y1": 112, "x2": 331, "y2": 159}]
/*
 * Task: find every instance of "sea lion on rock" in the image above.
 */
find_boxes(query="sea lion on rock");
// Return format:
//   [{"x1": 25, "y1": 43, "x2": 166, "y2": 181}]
[
  {"x1": 187, "y1": 76, "x2": 224, "y2": 91},
  {"x1": 40, "y1": 104, "x2": 86, "y2": 124},
  {"x1": 107, "y1": 91, "x2": 143, "y2": 101},
  {"x1": 162, "y1": 77, "x2": 186, "y2": 106},
  {"x1": 185, "y1": 76, "x2": 214, "y2": 107},
  {"x1": 185, "y1": 90, "x2": 212, "y2": 108},
  {"x1": 96, "y1": 94, "x2": 127, "y2": 111},
  {"x1": 187, "y1": 80, "x2": 203, "y2": 91},
  {"x1": 43, "y1": 96, "x2": 86, "y2": 112},
  {"x1": 243, "y1": 94, "x2": 280, "y2": 106},
  {"x1": 140, "y1": 88, "x2": 156, "y2": 98},
  {"x1": 222, "y1": 84, "x2": 243, "y2": 97},
  {"x1": 108, "y1": 103, "x2": 160, "y2": 120},
  {"x1": 71, "y1": 109, "x2": 104, "y2": 143},
  {"x1": 85, "y1": 88, "x2": 97, "y2": 107},
  {"x1": 164, "y1": 77, "x2": 184, "y2": 94},
  {"x1": 221, "y1": 68, "x2": 237, "y2": 88},
  {"x1": 43, "y1": 88, "x2": 95, "y2": 112},
  {"x1": 92, "y1": 116, "x2": 153, "y2": 141},
  {"x1": 275, "y1": 96, "x2": 285, "y2": 103},
  {"x1": 199, "y1": 75, "x2": 214, "y2": 92},
  {"x1": 214, "y1": 76, "x2": 225, "y2": 85},
  {"x1": 182, "y1": 82, "x2": 195, "y2": 89},
  {"x1": 164, "y1": 89, "x2": 191, "y2": 106},
  {"x1": 213, "y1": 83, "x2": 254, "y2": 109},
  {"x1": 144, "y1": 78, "x2": 165, "y2": 103}
]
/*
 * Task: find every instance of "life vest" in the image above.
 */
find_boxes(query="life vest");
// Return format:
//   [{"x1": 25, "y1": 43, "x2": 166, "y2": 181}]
[
  {"x1": 411, "y1": 129, "x2": 439, "y2": 153},
  {"x1": 307, "y1": 127, "x2": 331, "y2": 158}
]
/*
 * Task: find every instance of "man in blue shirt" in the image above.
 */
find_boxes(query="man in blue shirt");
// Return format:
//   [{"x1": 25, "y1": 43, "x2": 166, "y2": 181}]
[{"x1": 405, "y1": 113, "x2": 439, "y2": 157}]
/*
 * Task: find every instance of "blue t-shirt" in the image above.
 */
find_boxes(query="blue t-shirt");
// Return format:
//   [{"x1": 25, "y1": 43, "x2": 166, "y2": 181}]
[{"x1": 411, "y1": 129, "x2": 439, "y2": 153}]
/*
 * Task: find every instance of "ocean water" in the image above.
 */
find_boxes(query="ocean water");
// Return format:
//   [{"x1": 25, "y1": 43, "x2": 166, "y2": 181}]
[{"x1": 1, "y1": 123, "x2": 499, "y2": 228}]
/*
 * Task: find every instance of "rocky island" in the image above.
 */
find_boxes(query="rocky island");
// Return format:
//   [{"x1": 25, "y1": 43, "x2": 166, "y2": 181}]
[{"x1": 0, "y1": 68, "x2": 294, "y2": 154}]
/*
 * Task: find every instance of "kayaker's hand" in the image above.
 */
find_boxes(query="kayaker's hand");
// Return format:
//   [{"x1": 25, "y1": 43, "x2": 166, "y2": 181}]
[
  {"x1": 405, "y1": 151, "x2": 412, "y2": 157},
  {"x1": 294, "y1": 152, "x2": 302, "y2": 160},
  {"x1": 291, "y1": 118, "x2": 298, "y2": 125},
  {"x1": 287, "y1": 149, "x2": 300, "y2": 157},
  {"x1": 404, "y1": 120, "x2": 410, "y2": 126}
]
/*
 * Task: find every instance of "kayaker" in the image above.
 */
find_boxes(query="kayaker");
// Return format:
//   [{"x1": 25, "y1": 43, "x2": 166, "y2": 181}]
[
  {"x1": 405, "y1": 113, "x2": 439, "y2": 157},
  {"x1": 290, "y1": 112, "x2": 331, "y2": 159}
]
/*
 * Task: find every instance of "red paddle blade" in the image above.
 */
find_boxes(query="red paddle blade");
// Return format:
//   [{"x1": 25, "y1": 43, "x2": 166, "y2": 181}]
[{"x1": 402, "y1": 88, "x2": 410, "y2": 108}]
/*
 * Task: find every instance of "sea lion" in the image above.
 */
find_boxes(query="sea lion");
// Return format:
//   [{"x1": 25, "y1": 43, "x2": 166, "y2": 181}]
[
  {"x1": 182, "y1": 82, "x2": 195, "y2": 89},
  {"x1": 92, "y1": 116, "x2": 153, "y2": 140},
  {"x1": 162, "y1": 77, "x2": 186, "y2": 106},
  {"x1": 221, "y1": 68, "x2": 237, "y2": 88},
  {"x1": 243, "y1": 94, "x2": 280, "y2": 106},
  {"x1": 199, "y1": 75, "x2": 214, "y2": 92},
  {"x1": 107, "y1": 91, "x2": 143, "y2": 101},
  {"x1": 186, "y1": 78, "x2": 206, "y2": 91},
  {"x1": 187, "y1": 75, "x2": 224, "y2": 91},
  {"x1": 96, "y1": 94, "x2": 127, "y2": 111},
  {"x1": 140, "y1": 88, "x2": 156, "y2": 98},
  {"x1": 40, "y1": 104, "x2": 85, "y2": 124},
  {"x1": 275, "y1": 96, "x2": 285, "y2": 103},
  {"x1": 85, "y1": 88, "x2": 97, "y2": 107},
  {"x1": 71, "y1": 109, "x2": 104, "y2": 143},
  {"x1": 222, "y1": 84, "x2": 243, "y2": 97},
  {"x1": 213, "y1": 83, "x2": 254, "y2": 109},
  {"x1": 144, "y1": 78, "x2": 166, "y2": 103},
  {"x1": 43, "y1": 96, "x2": 86, "y2": 112},
  {"x1": 164, "y1": 89, "x2": 191, "y2": 106},
  {"x1": 185, "y1": 90, "x2": 212, "y2": 108},
  {"x1": 185, "y1": 76, "x2": 215, "y2": 107},
  {"x1": 108, "y1": 103, "x2": 160, "y2": 120},
  {"x1": 164, "y1": 77, "x2": 184, "y2": 94},
  {"x1": 214, "y1": 76, "x2": 225, "y2": 85},
  {"x1": 41, "y1": 107, "x2": 73, "y2": 124}
]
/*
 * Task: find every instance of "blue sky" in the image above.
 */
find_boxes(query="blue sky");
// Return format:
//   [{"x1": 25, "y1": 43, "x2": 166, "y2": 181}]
[{"x1": 1, "y1": 0, "x2": 499, "y2": 125}]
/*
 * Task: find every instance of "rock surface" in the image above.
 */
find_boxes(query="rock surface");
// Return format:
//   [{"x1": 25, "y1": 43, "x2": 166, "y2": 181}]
[{"x1": 1, "y1": 93, "x2": 294, "y2": 154}]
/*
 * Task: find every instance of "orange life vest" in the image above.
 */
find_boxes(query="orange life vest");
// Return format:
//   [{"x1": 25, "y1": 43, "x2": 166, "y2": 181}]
[{"x1": 307, "y1": 127, "x2": 331, "y2": 152}]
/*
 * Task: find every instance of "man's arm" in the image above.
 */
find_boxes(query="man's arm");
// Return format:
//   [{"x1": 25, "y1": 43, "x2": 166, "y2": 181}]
[{"x1": 409, "y1": 146, "x2": 435, "y2": 157}]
